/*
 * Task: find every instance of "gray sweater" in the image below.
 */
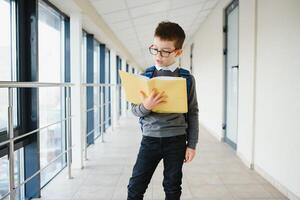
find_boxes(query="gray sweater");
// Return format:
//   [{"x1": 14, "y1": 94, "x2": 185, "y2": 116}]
[{"x1": 131, "y1": 68, "x2": 199, "y2": 149}]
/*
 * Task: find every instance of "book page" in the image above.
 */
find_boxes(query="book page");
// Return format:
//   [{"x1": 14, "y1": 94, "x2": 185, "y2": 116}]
[
  {"x1": 119, "y1": 70, "x2": 149, "y2": 104},
  {"x1": 149, "y1": 77, "x2": 188, "y2": 113}
]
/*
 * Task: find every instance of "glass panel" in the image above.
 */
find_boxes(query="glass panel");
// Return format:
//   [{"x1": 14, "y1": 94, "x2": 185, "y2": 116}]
[
  {"x1": 38, "y1": 0, "x2": 66, "y2": 187},
  {"x1": 0, "y1": 155, "x2": 9, "y2": 199},
  {"x1": 81, "y1": 32, "x2": 87, "y2": 83},
  {"x1": 106, "y1": 49, "x2": 111, "y2": 126},
  {"x1": 104, "y1": 49, "x2": 110, "y2": 130},
  {"x1": 0, "y1": 149, "x2": 24, "y2": 200},
  {"x1": 93, "y1": 42, "x2": 100, "y2": 139},
  {"x1": 0, "y1": 0, "x2": 11, "y2": 82},
  {"x1": 225, "y1": 6, "x2": 239, "y2": 145},
  {"x1": 0, "y1": 0, "x2": 16, "y2": 132}
]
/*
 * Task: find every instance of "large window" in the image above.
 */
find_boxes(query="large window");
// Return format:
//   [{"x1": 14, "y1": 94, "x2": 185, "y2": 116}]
[
  {"x1": 0, "y1": 0, "x2": 17, "y2": 134},
  {"x1": 0, "y1": 1, "x2": 23, "y2": 198},
  {"x1": 93, "y1": 41, "x2": 100, "y2": 139},
  {"x1": 38, "y1": 0, "x2": 66, "y2": 187},
  {"x1": 1, "y1": 0, "x2": 69, "y2": 198},
  {"x1": 105, "y1": 48, "x2": 111, "y2": 128}
]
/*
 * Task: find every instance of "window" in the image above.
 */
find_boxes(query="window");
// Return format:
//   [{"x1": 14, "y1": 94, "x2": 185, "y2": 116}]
[
  {"x1": 38, "y1": 0, "x2": 66, "y2": 187},
  {"x1": 0, "y1": 1, "x2": 24, "y2": 199},
  {"x1": 0, "y1": 148, "x2": 24, "y2": 200},
  {"x1": 0, "y1": 0, "x2": 17, "y2": 134},
  {"x1": 105, "y1": 48, "x2": 111, "y2": 128},
  {"x1": 116, "y1": 56, "x2": 122, "y2": 117},
  {"x1": 93, "y1": 41, "x2": 100, "y2": 139},
  {"x1": 82, "y1": 32, "x2": 87, "y2": 83}
]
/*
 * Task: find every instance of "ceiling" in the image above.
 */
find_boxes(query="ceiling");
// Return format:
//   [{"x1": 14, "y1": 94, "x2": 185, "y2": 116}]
[{"x1": 90, "y1": 0, "x2": 220, "y2": 68}]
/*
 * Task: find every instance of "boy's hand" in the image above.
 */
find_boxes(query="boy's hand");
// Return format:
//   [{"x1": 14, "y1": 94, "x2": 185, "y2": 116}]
[
  {"x1": 184, "y1": 147, "x2": 196, "y2": 163},
  {"x1": 140, "y1": 88, "x2": 168, "y2": 110}
]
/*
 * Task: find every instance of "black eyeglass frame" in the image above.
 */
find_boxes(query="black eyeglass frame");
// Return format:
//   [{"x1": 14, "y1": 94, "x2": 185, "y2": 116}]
[{"x1": 148, "y1": 45, "x2": 179, "y2": 58}]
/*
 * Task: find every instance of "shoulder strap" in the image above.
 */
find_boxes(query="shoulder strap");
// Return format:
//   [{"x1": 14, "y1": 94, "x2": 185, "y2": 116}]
[
  {"x1": 178, "y1": 68, "x2": 192, "y2": 97},
  {"x1": 142, "y1": 66, "x2": 156, "y2": 78}
]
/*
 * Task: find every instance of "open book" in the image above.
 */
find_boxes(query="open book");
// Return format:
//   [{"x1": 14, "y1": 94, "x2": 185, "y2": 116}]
[{"x1": 119, "y1": 70, "x2": 188, "y2": 113}]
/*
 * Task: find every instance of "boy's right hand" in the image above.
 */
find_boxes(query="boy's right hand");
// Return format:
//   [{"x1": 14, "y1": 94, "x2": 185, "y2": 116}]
[{"x1": 140, "y1": 88, "x2": 168, "y2": 110}]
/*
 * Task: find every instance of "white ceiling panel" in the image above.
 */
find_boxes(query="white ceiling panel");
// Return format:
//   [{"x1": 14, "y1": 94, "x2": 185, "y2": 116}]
[
  {"x1": 126, "y1": 0, "x2": 161, "y2": 8},
  {"x1": 170, "y1": 0, "x2": 206, "y2": 9},
  {"x1": 168, "y1": 3, "x2": 204, "y2": 18},
  {"x1": 102, "y1": 10, "x2": 130, "y2": 24},
  {"x1": 91, "y1": 0, "x2": 127, "y2": 14},
  {"x1": 203, "y1": 0, "x2": 219, "y2": 10},
  {"x1": 110, "y1": 20, "x2": 132, "y2": 31},
  {"x1": 133, "y1": 13, "x2": 168, "y2": 27},
  {"x1": 129, "y1": 1, "x2": 171, "y2": 18}
]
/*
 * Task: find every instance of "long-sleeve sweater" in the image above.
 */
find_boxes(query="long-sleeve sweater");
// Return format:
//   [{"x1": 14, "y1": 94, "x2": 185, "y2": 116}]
[{"x1": 131, "y1": 67, "x2": 199, "y2": 149}]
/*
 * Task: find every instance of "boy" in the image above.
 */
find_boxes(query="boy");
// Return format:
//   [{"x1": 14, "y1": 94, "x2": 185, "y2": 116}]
[{"x1": 127, "y1": 21, "x2": 199, "y2": 200}]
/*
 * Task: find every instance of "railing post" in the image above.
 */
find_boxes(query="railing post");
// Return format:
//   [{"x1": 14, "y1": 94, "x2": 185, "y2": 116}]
[
  {"x1": 81, "y1": 85, "x2": 88, "y2": 161},
  {"x1": 110, "y1": 85, "x2": 114, "y2": 132},
  {"x1": 100, "y1": 85, "x2": 104, "y2": 142},
  {"x1": 117, "y1": 85, "x2": 120, "y2": 125},
  {"x1": 66, "y1": 87, "x2": 73, "y2": 179},
  {"x1": 8, "y1": 87, "x2": 16, "y2": 200}
]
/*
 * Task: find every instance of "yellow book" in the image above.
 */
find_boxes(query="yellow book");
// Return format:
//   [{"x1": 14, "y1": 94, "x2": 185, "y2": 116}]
[{"x1": 119, "y1": 70, "x2": 188, "y2": 113}]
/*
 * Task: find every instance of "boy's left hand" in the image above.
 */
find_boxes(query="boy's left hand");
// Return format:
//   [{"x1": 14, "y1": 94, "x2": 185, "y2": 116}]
[{"x1": 184, "y1": 147, "x2": 196, "y2": 163}]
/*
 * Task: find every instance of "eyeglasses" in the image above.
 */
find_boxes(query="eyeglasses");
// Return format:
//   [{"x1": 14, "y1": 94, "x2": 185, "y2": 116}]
[{"x1": 148, "y1": 45, "x2": 178, "y2": 58}]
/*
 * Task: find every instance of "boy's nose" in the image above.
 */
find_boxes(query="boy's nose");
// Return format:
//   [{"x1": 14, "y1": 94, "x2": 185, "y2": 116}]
[{"x1": 156, "y1": 53, "x2": 163, "y2": 59}]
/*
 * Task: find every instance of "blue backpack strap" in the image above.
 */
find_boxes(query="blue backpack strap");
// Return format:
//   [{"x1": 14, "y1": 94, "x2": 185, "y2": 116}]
[
  {"x1": 178, "y1": 68, "x2": 192, "y2": 127},
  {"x1": 178, "y1": 68, "x2": 192, "y2": 98},
  {"x1": 139, "y1": 66, "x2": 156, "y2": 132},
  {"x1": 142, "y1": 65, "x2": 156, "y2": 78}
]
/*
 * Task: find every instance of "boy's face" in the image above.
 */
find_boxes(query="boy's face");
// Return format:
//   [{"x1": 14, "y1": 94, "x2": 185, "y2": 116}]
[{"x1": 150, "y1": 36, "x2": 183, "y2": 67}]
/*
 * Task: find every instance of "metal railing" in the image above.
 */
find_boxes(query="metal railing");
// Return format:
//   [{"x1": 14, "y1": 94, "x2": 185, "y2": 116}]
[
  {"x1": 0, "y1": 82, "x2": 74, "y2": 200},
  {"x1": 80, "y1": 83, "x2": 119, "y2": 160},
  {"x1": 0, "y1": 82, "x2": 124, "y2": 200}
]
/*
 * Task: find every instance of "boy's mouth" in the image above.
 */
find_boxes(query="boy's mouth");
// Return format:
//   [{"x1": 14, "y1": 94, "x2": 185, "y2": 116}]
[{"x1": 156, "y1": 59, "x2": 163, "y2": 64}]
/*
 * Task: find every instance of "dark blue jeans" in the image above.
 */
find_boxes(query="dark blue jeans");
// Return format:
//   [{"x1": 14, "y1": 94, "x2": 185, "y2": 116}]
[{"x1": 127, "y1": 134, "x2": 187, "y2": 200}]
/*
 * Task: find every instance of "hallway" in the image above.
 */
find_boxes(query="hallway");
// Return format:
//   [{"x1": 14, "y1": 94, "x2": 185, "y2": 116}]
[
  {"x1": 1, "y1": 0, "x2": 300, "y2": 199},
  {"x1": 36, "y1": 115, "x2": 287, "y2": 200}
]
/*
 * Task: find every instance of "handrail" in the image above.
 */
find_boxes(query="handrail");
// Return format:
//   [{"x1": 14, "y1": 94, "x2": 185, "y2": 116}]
[
  {"x1": 81, "y1": 83, "x2": 116, "y2": 87},
  {"x1": 0, "y1": 81, "x2": 73, "y2": 88},
  {"x1": 0, "y1": 81, "x2": 124, "y2": 200},
  {"x1": 0, "y1": 82, "x2": 73, "y2": 200},
  {"x1": 80, "y1": 83, "x2": 119, "y2": 160},
  {"x1": 0, "y1": 116, "x2": 73, "y2": 147}
]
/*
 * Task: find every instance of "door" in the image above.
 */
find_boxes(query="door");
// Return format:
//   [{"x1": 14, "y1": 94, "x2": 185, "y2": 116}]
[{"x1": 224, "y1": 0, "x2": 239, "y2": 150}]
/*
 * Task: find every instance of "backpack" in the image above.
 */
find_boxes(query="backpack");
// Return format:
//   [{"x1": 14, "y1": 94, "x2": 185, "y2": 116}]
[{"x1": 138, "y1": 66, "x2": 192, "y2": 132}]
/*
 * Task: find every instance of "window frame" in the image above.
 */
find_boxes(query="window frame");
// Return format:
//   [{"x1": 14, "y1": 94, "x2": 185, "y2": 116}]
[
  {"x1": 0, "y1": 0, "x2": 23, "y2": 157},
  {"x1": 0, "y1": 0, "x2": 71, "y2": 199}
]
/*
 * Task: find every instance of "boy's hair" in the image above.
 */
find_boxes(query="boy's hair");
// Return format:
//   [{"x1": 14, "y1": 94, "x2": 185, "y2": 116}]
[{"x1": 154, "y1": 21, "x2": 186, "y2": 49}]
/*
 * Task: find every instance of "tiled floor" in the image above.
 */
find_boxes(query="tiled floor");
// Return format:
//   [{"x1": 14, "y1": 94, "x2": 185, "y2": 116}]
[{"x1": 36, "y1": 115, "x2": 288, "y2": 200}]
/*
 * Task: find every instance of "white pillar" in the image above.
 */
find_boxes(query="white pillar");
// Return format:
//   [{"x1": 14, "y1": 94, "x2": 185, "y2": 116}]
[{"x1": 70, "y1": 12, "x2": 84, "y2": 169}]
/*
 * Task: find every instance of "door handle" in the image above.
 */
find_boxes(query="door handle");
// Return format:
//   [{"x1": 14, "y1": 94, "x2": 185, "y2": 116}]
[{"x1": 231, "y1": 65, "x2": 239, "y2": 69}]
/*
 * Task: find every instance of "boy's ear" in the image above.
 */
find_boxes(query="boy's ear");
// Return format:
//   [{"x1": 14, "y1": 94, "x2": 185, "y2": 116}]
[{"x1": 175, "y1": 49, "x2": 183, "y2": 57}]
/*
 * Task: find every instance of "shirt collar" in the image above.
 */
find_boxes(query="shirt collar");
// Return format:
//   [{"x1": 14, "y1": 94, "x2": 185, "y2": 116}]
[{"x1": 155, "y1": 61, "x2": 179, "y2": 72}]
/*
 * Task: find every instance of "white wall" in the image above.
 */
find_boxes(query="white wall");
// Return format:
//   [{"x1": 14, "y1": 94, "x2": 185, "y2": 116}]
[
  {"x1": 235, "y1": 0, "x2": 257, "y2": 170},
  {"x1": 254, "y1": 0, "x2": 300, "y2": 198},
  {"x1": 182, "y1": 0, "x2": 300, "y2": 198}
]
